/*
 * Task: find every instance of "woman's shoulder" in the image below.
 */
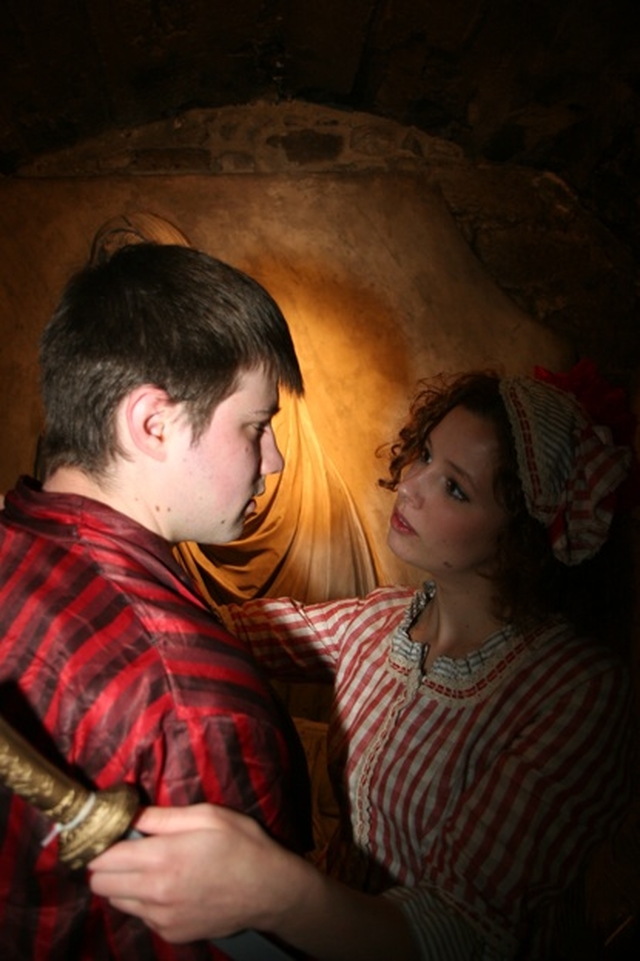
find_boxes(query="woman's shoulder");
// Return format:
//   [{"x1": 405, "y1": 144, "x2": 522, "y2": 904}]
[
  {"x1": 360, "y1": 582, "x2": 428, "y2": 613},
  {"x1": 518, "y1": 615, "x2": 632, "y2": 692}
]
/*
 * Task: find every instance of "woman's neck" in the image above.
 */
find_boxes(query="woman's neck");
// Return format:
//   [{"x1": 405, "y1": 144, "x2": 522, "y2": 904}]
[{"x1": 411, "y1": 579, "x2": 507, "y2": 665}]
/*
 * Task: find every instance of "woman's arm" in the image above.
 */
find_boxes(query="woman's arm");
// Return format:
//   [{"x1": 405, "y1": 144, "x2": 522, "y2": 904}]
[
  {"x1": 89, "y1": 805, "x2": 419, "y2": 961},
  {"x1": 220, "y1": 589, "x2": 411, "y2": 681}
]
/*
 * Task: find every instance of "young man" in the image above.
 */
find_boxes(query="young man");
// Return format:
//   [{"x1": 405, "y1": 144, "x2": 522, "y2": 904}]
[{"x1": 0, "y1": 243, "x2": 310, "y2": 960}]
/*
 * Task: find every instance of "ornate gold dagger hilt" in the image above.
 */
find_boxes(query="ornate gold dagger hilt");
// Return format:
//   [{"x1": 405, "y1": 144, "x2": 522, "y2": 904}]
[
  {"x1": 0, "y1": 713, "x2": 299, "y2": 960},
  {"x1": 0, "y1": 713, "x2": 140, "y2": 870}
]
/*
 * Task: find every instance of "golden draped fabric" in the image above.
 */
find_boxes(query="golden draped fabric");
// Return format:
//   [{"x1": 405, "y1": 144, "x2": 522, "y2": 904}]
[
  {"x1": 175, "y1": 394, "x2": 386, "y2": 606},
  {"x1": 89, "y1": 212, "x2": 387, "y2": 609}
]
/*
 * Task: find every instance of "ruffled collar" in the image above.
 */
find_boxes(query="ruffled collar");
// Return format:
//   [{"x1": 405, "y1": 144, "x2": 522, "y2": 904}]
[{"x1": 389, "y1": 581, "x2": 524, "y2": 698}]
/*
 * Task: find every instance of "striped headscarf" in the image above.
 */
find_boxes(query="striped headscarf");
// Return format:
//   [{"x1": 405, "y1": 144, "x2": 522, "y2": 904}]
[{"x1": 499, "y1": 364, "x2": 634, "y2": 565}]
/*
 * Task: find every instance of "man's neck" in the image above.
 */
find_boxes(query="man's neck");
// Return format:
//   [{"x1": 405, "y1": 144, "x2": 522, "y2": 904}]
[
  {"x1": 42, "y1": 466, "x2": 158, "y2": 534},
  {"x1": 44, "y1": 464, "x2": 175, "y2": 542},
  {"x1": 43, "y1": 465, "x2": 113, "y2": 502}
]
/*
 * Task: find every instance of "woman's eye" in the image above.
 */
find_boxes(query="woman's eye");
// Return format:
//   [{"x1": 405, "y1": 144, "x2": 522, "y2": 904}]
[
  {"x1": 420, "y1": 446, "x2": 432, "y2": 463},
  {"x1": 446, "y1": 478, "x2": 468, "y2": 502}
]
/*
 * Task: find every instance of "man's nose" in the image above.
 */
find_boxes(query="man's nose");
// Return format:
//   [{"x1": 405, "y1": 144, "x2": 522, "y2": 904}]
[{"x1": 262, "y1": 429, "x2": 284, "y2": 475}]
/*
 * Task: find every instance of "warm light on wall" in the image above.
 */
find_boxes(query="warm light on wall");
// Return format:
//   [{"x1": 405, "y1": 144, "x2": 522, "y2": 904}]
[{"x1": 0, "y1": 173, "x2": 571, "y2": 603}]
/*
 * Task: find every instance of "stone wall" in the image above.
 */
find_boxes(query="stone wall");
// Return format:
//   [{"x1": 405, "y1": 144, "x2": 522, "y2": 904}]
[{"x1": 19, "y1": 101, "x2": 639, "y2": 385}]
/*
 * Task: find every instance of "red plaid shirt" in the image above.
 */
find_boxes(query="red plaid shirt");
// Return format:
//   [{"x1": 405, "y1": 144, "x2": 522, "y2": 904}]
[{"x1": 0, "y1": 477, "x2": 310, "y2": 961}]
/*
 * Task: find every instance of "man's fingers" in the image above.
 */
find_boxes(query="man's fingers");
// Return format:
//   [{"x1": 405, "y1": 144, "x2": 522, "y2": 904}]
[
  {"x1": 88, "y1": 803, "x2": 224, "y2": 874},
  {"x1": 133, "y1": 803, "x2": 223, "y2": 836}
]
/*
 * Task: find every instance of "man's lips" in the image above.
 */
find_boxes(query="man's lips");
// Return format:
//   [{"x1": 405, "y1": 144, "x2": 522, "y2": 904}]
[
  {"x1": 390, "y1": 507, "x2": 416, "y2": 535},
  {"x1": 244, "y1": 485, "x2": 265, "y2": 519}
]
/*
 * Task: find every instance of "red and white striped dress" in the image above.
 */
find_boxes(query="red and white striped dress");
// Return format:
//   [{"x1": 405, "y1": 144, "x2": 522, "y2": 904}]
[{"x1": 225, "y1": 584, "x2": 636, "y2": 960}]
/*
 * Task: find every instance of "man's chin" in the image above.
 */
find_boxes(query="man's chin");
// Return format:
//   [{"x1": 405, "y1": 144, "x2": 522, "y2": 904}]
[{"x1": 221, "y1": 525, "x2": 245, "y2": 545}]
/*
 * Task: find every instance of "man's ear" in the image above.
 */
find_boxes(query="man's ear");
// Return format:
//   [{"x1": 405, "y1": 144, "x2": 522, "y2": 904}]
[{"x1": 120, "y1": 385, "x2": 179, "y2": 461}]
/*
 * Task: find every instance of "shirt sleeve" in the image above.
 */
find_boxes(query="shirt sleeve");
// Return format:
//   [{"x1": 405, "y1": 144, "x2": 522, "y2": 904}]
[
  {"x1": 222, "y1": 595, "x2": 364, "y2": 680},
  {"x1": 66, "y1": 620, "x2": 313, "y2": 854},
  {"x1": 383, "y1": 885, "x2": 507, "y2": 961},
  {"x1": 137, "y1": 710, "x2": 304, "y2": 850}
]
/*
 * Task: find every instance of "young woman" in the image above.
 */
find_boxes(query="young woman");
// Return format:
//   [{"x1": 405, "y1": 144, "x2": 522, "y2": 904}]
[{"x1": 90, "y1": 363, "x2": 638, "y2": 961}]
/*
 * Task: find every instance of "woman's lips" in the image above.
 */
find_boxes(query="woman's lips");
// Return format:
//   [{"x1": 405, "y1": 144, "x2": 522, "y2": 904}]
[{"x1": 390, "y1": 507, "x2": 415, "y2": 535}]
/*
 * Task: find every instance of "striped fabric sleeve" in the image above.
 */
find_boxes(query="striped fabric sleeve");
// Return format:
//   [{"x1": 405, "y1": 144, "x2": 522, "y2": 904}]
[
  {"x1": 223, "y1": 596, "x2": 354, "y2": 677},
  {"x1": 382, "y1": 885, "x2": 506, "y2": 961},
  {"x1": 223, "y1": 588, "x2": 411, "y2": 680}
]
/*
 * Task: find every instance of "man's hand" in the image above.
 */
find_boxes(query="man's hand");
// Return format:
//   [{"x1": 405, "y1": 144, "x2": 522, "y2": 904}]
[{"x1": 89, "y1": 804, "x2": 288, "y2": 943}]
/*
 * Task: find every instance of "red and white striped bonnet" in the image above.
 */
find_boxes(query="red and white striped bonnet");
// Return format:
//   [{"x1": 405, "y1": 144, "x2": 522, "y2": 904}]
[{"x1": 499, "y1": 372, "x2": 633, "y2": 565}]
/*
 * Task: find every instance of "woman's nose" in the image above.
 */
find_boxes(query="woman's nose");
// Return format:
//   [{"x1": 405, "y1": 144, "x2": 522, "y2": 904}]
[{"x1": 399, "y1": 462, "x2": 427, "y2": 502}]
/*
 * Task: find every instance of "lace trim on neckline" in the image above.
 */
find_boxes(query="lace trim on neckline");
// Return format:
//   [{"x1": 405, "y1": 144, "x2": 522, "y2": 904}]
[{"x1": 389, "y1": 581, "x2": 524, "y2": 697}]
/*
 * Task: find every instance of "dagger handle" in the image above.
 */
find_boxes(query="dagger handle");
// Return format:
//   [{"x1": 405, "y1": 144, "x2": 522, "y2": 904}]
[{"x1": 0, "y1": 713, "x2": 139, "y2": 869}]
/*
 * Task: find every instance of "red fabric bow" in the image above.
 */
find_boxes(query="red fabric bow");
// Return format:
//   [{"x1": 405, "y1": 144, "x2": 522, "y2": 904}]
[
  {"x1": 534, "y1": 358, "x2": 640, "y2": 511},
  {"x1": 534, "y1": 359, "x2": 636, "y2": 447}
]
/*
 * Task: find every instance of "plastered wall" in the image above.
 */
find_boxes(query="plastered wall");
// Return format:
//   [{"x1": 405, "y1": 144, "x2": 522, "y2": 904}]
[{"x1": 0, "y1": 169, "x2": 570, "y2": 588}]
